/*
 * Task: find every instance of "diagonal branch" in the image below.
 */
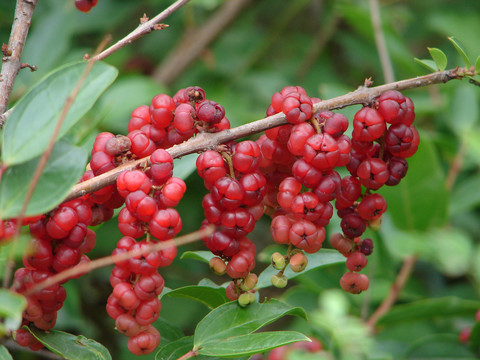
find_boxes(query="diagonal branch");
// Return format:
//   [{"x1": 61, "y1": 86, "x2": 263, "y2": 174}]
[
  {"x1": 92, "y1": 0, "x2": 191, "y2": 62},
  {"x1": 0, "y1": 0, "x2": 38, "y2": 125},
  {"x1": 64, "y1": 68, "x2": 463, "y2": 203}
]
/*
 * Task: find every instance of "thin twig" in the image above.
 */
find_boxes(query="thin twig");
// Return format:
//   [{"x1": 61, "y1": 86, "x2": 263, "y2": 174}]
[
  {"x1": 153, "y1": 0, "x2": 251, "y2": 85},
  {"x1": 64, "y1": 68, "x2": 461, "y2": 203},
  {"x1": 2, "y1": 37, "x2": 110, "y2": 288},
  {"x1": 369, "y1": 0, "x2": 395, "y2": 83},
  {"x1": 24, "y1": 225, "x2": 214, "y2": 296},
  {"x1": 0, "y1": 0, "x2": 38, "y2": 124},
  {"x1": 92, "y1": 0, "x2": 191, "y2": 62},
  {"x1": 366, "y1": 255, "x2": 417, "y2": 330},
  {"x1": 176, "y1": 350, "x2": 197, "y2": 360},
  {"x1": 445, "y1": 141, "x2": 466, "y2": 191}
]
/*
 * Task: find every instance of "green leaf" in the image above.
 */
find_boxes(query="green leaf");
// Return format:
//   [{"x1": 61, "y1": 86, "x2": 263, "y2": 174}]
[
  {"x1": 414, "y1": 58, "x2": 437, "y2": 72},
  {"x1": 173, "y1": 153, "x2": 198, "y2": 180},
  {"x1": 427, "y1": 47, "x2": 447, "y2": 71},
  {"x1": 180, "y1": 251, "x2": 213, "y2": 264},
  {"x1": 155, "y1": 336, "x2": 248, "y2": 360},
  {"x1": 163, "y1": 285, "x2": 229, "y2": 309},
  {"x1": 2, "y1": 61, "x2": 117, "y2": 166},
  {"x1": 155, "y1": 318, "x2": 185, "y2": 345},
  {"x1": 28, "y1": 327, "x2": 111, "y2": 360},
  {"x1": 0, "y1": 141, "x2": 87, "y2": 219},
  {"x1": 448, "y1": 36, "x2": 471, "y2": 68},
  {"x1": 475, "y1": 55, "x2": 480, "y2": 74},
  {"x1": 405, "y1": 333, "x2": 476, "y2": 359},
  {"x1": 380, "y1": 133, "x2": 448, "y2": 231},
  {"x1": 194, "y1": 299, "x2": 307, "y2": 348},
  {"x1": 377, "y1": 297, "x2": 480, "y2": 326},
  {"x1": 451, "y1": 172, "x2": 480, "y2": 214},
  {"x1": 0, "y1": 289, "x2": 26, "y2": 332},
  {"x1": 450, "y1": 85, "x2": 478, "y2": 136},
  {"x1": 198, "y1": 331, "x2": 310, "y2": 357},
  {"x1": 469, "y1": 320, "x2": 480, "y2": 352},
  {"x1": 257, "y1": 249, "x2": 345, "y2": 289},
  {"x1": 0, "y1": 346, "x2": 13, "y2": 360}
]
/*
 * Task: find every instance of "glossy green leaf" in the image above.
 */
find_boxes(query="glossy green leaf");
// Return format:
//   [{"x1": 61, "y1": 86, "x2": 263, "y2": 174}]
[
  {"x1": 180, "y1": 251, "x2": 213, "y2": 264},
  {"x1": 380, "y1": 133, "x2": 448, "y2": 231},
  {"x1": 163, "y1": 285, "x2": 228, "y2": 309},
  {"x1": 414, "y1": 58, "x2": 437, "y2": 72},
  {"x1": 257, "y1": 249, "x2": 345, "y2": 289},
  {"x1": 28, "y1": 327, "x2": 111, "y2": 360},
  {"x1": 377, "y1": 297, "x2": 480, "y2": 326},
  {"x1": 405, "y1": 334, "x2": 475, "y2": 359},
  {"x1": 475, "y1": 55, "x2": 480, "y2": 74},
  {"x1": 0, "y1": 141, "x2": 87, "y2": 219},
  {"x1": 2, "y1": 61, "x2": 117, "y2": 166},
  {"x1": 198, "y1": 331, "x2": 310, "y2": 357},
  {"x1": 194, "y1": 299, "x2": 307, "y2": 347},
  {"x1": 427, "y1": 47, "x2": 447, "y2": 71},
  {"x1": 155, "y1": 336, "x2": 248, "y2": 360},
  {"x1": 155, "y1": 318, "x2": 185, "y2": 345},
  {"x1": 0, "y1": 346, "x2": 13, "y2": 360},
  {"x1": 448, "y1": 36, "x2": 471, "y2": 68},
  {"x1": 0, "y1": 289, "x2": 26, "y2": 332}
]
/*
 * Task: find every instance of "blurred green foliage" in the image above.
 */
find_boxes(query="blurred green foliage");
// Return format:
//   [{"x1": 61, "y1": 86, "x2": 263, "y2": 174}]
[{"x1": 1, "y1": 0, "x2": 480, "y2": 359}]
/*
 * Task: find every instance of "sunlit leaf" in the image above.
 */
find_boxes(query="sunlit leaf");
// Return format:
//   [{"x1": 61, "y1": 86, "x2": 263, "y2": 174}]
[{"x1": 427, "y1": 47, "x2": 447, "y2": 71}]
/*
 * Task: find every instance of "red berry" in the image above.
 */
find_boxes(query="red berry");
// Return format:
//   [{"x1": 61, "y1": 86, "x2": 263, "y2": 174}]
[
  {"x1": 352, "y1": 107, "x2": 386, "y2": 142},
  {"x1": 340, "y1": 272, "x2": 369, "y2": 294}
]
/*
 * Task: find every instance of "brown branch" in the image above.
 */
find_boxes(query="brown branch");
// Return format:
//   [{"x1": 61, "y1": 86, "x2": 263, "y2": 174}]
[
  {"x1": 369, "y1": 0, "x2": 395, "y2": 83},
  {"x1": 153, "y1": 0, "x2": 252, "y2": 86},
  {"x1": 92, "y1": 0, "x2": 191, "y2": 62},
  {"x1": 24, "y1": 225, "x2": 214, "y2": 296},
  {"x1": 65, "y1": 69, "x2": 461, "y2": 203},
  {"x1": 366, "y1": 255, "x2": 417, "y2": 330},
  {"x1": 0, "y1": 0, "x2": 37, "y2": 124}
]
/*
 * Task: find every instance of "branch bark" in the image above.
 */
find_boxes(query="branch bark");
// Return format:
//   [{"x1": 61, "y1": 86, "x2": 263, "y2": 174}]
[
  {"x1": 153, "y1": 0, "x2": 252, "y2": 86},
  {"x1": 0, "y1": 0, "x2": 37, "y2": 124},
  {"x1": 92, "y1": 0, "x2": 192, "y2": 62},
  {"x1": 64, "y1": 69, "x2": 461, "y2": 203}
]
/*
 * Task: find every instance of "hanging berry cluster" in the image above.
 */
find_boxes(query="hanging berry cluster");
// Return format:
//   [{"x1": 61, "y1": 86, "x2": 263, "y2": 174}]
[{"x1": 2, "y1": 84, "x2": 418, "y2": 356}]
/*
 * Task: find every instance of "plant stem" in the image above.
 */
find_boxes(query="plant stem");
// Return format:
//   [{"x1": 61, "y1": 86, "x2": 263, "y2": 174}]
[
  {"x1": 0, "y1": 0, "x2": 37, "y2": 126},
  {"x1": 23, "y1": 225, "x2": 214, "y2": 296},
  {"x1": 366, "y1": 255, "x2": 417, "y2": 330},
  {"x1": 176, "y1": 350, "x2": 197, "y2": 360},
  {"x1": 63, "y1": 68, "x2": 464, "y2": 203},
  {"x1": 92, "y1": 0, "x2": 192, "y2": 62}
]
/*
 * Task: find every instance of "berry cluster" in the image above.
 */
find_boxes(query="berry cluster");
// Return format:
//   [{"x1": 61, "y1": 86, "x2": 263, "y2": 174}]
[
  {"x1": 75, "y1": 0, "x2": 98, "y2": 13},
  {"x1": 4, "y1": 84, "x2": 419, "y2": 357},
  {"x1": 257, "y1": 87, "x2": 417, "y2": 293}
]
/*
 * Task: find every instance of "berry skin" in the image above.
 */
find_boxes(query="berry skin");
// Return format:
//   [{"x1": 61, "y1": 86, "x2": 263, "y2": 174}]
[
  {"x1": 271, "y1": 252, "x2": 286, "y2": 270},
  {"x1": 270, "y1": 215, "x2": 293, "y2": 245},
  {"x1": 291, "y1": 158, "x2": 323, "y2": 188},
  {"x1": 115, "y1": 314, "x2": 143, "y2": 338},
  {"x1": 394, "y1": 125, "x2": 419, "y2": 158},
  {"x1": 197, "y1": 100, "x2": 225, "y2": 124},
  {"x1": 226, "y1": 250, "x2": 255, "y2": 279},
  {"x1": 289, "y1": 220, "x2": 325, "y2": 254},
  {"x1": 155, "y1": 177, "x2": 187, "y2": 208},
  {"x1": 360, "y1": 238, "x2": 374, "y2": 256},
  {"x1": 211, "y1": 177, "x2": 245, "y2": 210},
  {"x1": 225, "y1": 281, "x2": 240, "y2": 301},
  {"x1": 46, "y1": 206, "x2": 79, "y2": 239},
  {"x1": 149, "y1": 149, "x2": 174, "y2": 185},
  {"x1": 204, "y1": 230, "x2": 239, "y2": 257},
  {"x1": 385, "y1": 123, "x2": 414, "y2": 155},
  {"x1": 346, "y1": 251, "x2": 368, "y2": 272},
  {"x1": 127, "y1": 327, "x2": 161, "y2": 355},
  {"x1": 303, "y1": 133, "x2": 340, "y2": 171},
  {"x1": 149, "y1": 208, "x2": 182, "y2": 240},
  {"x1": 125, "y1": 191, "x2": 157, "y2": 222},
  {"x1": 117, "y1": 170, "x2": 152, "y2": 198},
  {"x1": 341, "y1": 213, "x2": 366, "y2": 239},
  {"x1": 289, "y1": 252, "x2": 308, "y2": 272},
  {"x1": 240, "y1": 273, "x2": 258, "y2": 291},
  {"x1": 314, "y1": 110, "x2": 349, "y2": 138},
  {"x1": 240, "y1": 172, "x2": 267, "y2": 206},
  {"x1": 232, "y1": 141, "x2": 261, "y2": 173},
  {"x1": 282, "y1": 92, "x2": 313, "y2": 124},
  {"x1": 271, "y1": 273, "x2": 288, "y2": 288},
  {"x1": 352, "y1": 107, "x2": 386, "y2": 142},
  {"x1": 209, "y1": 257, "x2": 227, "y2": 276},
  {"x1": 356, "y1": 158, "x2": 389, "y2": 190},
  {"x1": 377, "y1": 90, "x2": 415, "y2": 126},
  {"x1": 127, "y1": 130, "x2": 156, "y2": 158},
  {"x1": 196, "y1": 150, "x2": 227, "y2": 185},
  {"x1": 340, "y1": 272, "x2": 369, "y2": 294},
  {"x1": 288, "y1": 122, "x2": 315, "y2": 155},
  {"x1": 173, "y1": 103, "x2": 196, "y2": 135},
  {"x1": 357, "y1": 193, "x2": 387, "y2": 220},
  {"x1": 118, "y1": 208, "x2": 144, "y2": 238},
  {"x1": 113, "y1": 282, "x2": 140, "y2": 310},
  {"x1": 238, "y1": 292, "x2": 256, "y2": 307},
  {"x1": 128, "y1": 105, "x2": 151, "y2": 133},
  {"x1": 150, "y1": 94, "x2": 175, "y2": 128}
]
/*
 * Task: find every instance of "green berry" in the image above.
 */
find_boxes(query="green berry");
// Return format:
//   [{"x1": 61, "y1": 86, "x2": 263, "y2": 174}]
[
  {"x1": 271, "y1": 252, "x2": 286, "y2": 270},
  {"x1": 271, "y1": 273, "x2": 288, "y2": 288}
]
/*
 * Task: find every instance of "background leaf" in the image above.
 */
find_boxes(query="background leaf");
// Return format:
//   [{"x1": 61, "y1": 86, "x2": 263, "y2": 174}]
[
  {"x1": 28, "y1": 327, "x2": 111, "y2": 360},
  {"x1": 414, "y1": 58, "x2": 437, "y2": 72},
  {"x1": 0, "y1": 141, "x2": 87, "y2": 219},
  {"x1": 162, "y1": 285, "x2": 228, "y2": 309},
  {"x1": 257, "y1": 249, "x2": 345, "y2": 289},
  {"x1": 405, "y1": 334, "x2": 476, "y2": 359},
  {"x1": 448, "y1": 36, "x2": 471, "y2": 68},
  {"x1": 194, "y1": 299, "x2": 307, "y2": 348},
  {"x1": 1, "y1": 61, "x2": 117, "y2": 166},
  {"x1": 427, "y1": 47, "x2": 447, "y2": 70},
  {"x1": 198, "y1": 331, "x2": 310, "y2": 357},
  {"x1": 0, "y1": 346, "x2": 13, "y2": 360},
  {"x1": 0, "y1": 289, "x2": 26, "y2": 332}
]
